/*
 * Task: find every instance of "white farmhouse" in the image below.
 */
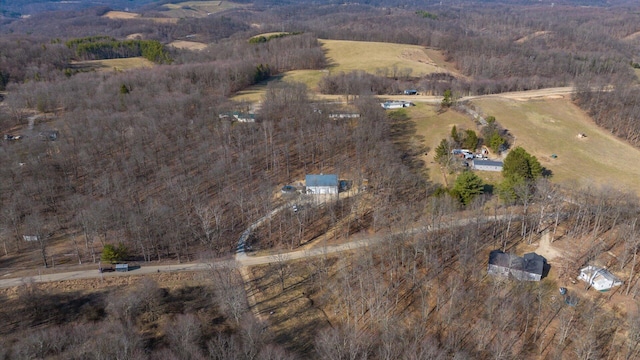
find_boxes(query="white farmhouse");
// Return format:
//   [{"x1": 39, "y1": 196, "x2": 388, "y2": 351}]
[{"x1": 305, "y1": 174, "x2": 339, "y2": 194}]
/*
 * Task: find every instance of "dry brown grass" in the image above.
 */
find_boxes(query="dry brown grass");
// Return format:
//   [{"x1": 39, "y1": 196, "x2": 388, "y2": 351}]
[
  {"x1": 102, "y1": 11, "x2": 140, "y2": 19},
  {"x1": 161, "y1": 0, "x2": 243, "y2": 18},
  {"x1": 320, "y1": 39, "x2": 442, "y2": 76},
  {"x1": 473, "y1": 96, "x2": 640, "y2": 194},
  {"x1": 168, "y1": 40, "x2": 209, "y2": 50},
  {"x1": 71, "y1": 57, "x2": 154, "y2": 72},
  {"x1": 232, "y1": 40, "x2": 458, "y2": 102},
  {"x1": 101, "y1": 10, "x2": 178, "y2": 23},
  {"x1": 622, "y1": 30, "x2": 640, "y2": 41}
]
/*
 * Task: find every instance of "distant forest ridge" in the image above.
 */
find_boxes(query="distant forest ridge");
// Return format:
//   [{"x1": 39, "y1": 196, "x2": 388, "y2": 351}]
[
  {"x1": 1, "y1": 0, "x2": 636, "y2": 18},
  {"x1": 0, "y1": 0, "x2": 159, "y2": 17}
]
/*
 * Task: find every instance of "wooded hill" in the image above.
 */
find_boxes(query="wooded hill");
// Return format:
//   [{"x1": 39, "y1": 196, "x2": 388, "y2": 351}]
[{"x1": 2, "y1": 0, "x2": 640, "y2": 359}]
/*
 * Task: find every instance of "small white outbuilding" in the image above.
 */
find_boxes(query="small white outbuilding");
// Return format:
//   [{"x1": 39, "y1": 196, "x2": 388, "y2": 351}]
[{"x1": 578, "y1": 265, "x2": 623, "y2": 291}]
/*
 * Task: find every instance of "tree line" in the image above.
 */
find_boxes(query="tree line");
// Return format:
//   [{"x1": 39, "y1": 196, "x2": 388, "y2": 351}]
[{"x1": 66, "y1": 37, "x2": 172, "y2": 63}]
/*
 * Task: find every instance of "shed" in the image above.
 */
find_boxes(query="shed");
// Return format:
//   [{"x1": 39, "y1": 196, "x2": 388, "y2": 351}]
[
  {"x1": 305, "y1": 174, "x2": 339, "y2": 195},
  {"x1": 380, "y1": 101, "x2": 414, "y2": 110},
  {"x1": 578, "y1": 265, "x2": 622, "y2": 291},
  {"x1": 488, "y1": 250, "x2": 546, "y2": 281},
  {"x1": 472, "y1": 159, "x2": 503, "y2": 172},
  {"x1": 115, "y1": 263, "x2": 129, "y2": 272}
]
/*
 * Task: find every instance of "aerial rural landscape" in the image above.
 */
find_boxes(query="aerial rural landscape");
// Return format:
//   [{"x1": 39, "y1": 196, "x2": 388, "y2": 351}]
[{"x1": 3, "y1": 0, "x2": 640, "y2": 358}]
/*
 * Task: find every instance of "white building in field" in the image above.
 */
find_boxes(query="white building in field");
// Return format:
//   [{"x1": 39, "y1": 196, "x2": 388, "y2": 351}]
[
  {"x1": 578, "y1": 266, "x2": 622, "y2": 291},
  {"x1": 381, "y1": 101, "x2": 414, "y2": 110},
  {"x1": 305, "y1": 174, "x2": 339, "y2": 195}
]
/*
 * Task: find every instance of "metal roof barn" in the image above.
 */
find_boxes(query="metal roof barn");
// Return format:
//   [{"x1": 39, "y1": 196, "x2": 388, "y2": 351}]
[{"x1": 305, "y1": 174, "x2": 339, "y2": 194}]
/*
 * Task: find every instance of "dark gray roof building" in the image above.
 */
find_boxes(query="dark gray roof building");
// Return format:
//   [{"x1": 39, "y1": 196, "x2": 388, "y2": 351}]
[{"x1": 488, "y1": 250, "x2": 546, "y2": 281}]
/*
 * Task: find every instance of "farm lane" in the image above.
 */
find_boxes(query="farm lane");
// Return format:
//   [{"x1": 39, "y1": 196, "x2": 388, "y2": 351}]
[
  {"x1": 0, "y1": 261, "x2": 234, "y2": 288},
  {"x1": 381, "y1": 86, "x2": 574, "y2": 104}
]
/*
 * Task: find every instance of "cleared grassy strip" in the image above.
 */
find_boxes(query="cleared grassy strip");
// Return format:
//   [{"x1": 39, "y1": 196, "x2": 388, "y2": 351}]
[
  {"x1": 102, "y1": 10, "x2": 179, "y2": 23},
  {"x1": 168, "y1": 40, "x2": 208, "y2": 50},
  {"x1": 320, "y1": 39, "x2": 441, "y2": 76},
  {"x1": 232, "y1": 70, "x2": 327, "y2": 102},
  {"x1": 233, "y1": 40, "x2": 455, "y2": 102},
  {"x1": 473, "y1": 97, "x2": 640, "y2": 194},
  {"x1": 162, "y1": 0, "x2": 242, "y2": 18},
  {"x1": 102, "y1": 11, "x2": 139, "y2": 19},
  {"x1": 71, "y1": 57, "x2": 154, "y2": 72}
]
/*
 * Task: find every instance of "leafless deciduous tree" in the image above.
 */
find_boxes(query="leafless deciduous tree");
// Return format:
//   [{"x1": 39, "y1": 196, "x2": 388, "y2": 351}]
[{"x1": 211, "y1": 267, "x2": 248, "y2": 325}]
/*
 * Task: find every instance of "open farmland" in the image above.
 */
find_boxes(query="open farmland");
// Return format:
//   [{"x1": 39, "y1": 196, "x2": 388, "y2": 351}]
[
  {"x1": 101, "y1": 10, "x2": 179, "y2": 23},
  {"x1": 473, "y1": 96, "x2": 640, "y2": 194},
  {"x1": 232, "y1": 39, "x2": 455, "y2": 102},
  {"x1": 102, "y1": 11, "x2": 140, "y2": 19},
  {"x1": 321, "y1": 39, "x2": 446, "y2": 76},
  {"x1": 161, "y1": 0, "x2": 243, "y2": 18},
  {"x1": 168, "y1": 40, "x2": 209, "y2": 50},
  {"x1": 70, "y1": 57, "x2": 155, "y2": 72}
]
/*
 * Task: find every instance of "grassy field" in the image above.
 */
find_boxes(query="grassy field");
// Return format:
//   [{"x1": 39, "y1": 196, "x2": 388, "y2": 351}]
[
  {"x1": 407, "y1": 103, "x2": 483, "y2": 187},
  {"x1": 161, "y1": 0, "x2": 243, "y2": 18},
  {"x1": 102, "y1": 10, "x2": 179, "y2": 23},
  {"x1": 472, "y1": 97, "x2": 640, "y2": 194},
  {"x1": 168, "y1": 40, "x2": 209, "y2": 50},
  {"x1": 71, "y1": 57, "x2": 155, "y2": 72},
  {"x1": 321, "y1": 39, "x2": 443, "y2": 76},
  {"x1": 232, "y1": 39, "x2": 455, "y2": 102},
  {"x1": 102, "y1": 11, "x2": 139, "y2": 19}
]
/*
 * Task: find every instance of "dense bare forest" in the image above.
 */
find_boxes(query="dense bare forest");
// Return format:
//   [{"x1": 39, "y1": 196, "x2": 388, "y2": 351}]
[{"x1": 3, "y1": 0, "x2": 640, "y2": 358}]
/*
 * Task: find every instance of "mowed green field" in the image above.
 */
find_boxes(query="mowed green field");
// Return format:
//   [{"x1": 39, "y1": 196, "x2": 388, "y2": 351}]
[
  {"x1": 472, "y1": 97, "x2": 640, "y2": 194},
  {"x1": 71, "y1": 57, "x2": 155, "y2": 72},
  {"x1": 232, "y1": 39, "x2": 453, "y2": 102}
]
